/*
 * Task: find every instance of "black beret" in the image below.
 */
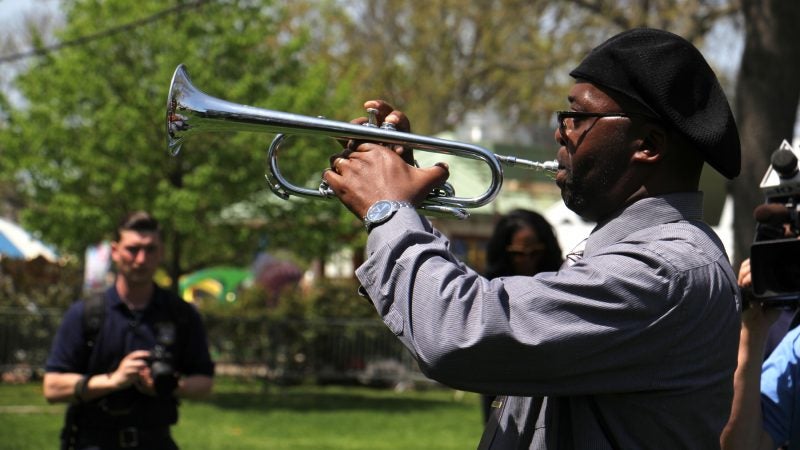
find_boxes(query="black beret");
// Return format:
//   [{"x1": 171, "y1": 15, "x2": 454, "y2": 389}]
[{"x1": 570, "y1": 28, "x2": 740, "y2": 179}]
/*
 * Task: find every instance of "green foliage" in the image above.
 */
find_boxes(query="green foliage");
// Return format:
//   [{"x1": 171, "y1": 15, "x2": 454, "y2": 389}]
[
  {"x1": 303, "y1": 278, "x2": 377, "y2": 320},
  {"x1": 0, "y1": 261, "x2": 379, "y2": 378},
  {"x1": 0, "y1": 0, "x2": 742, "y2": 282},
  {"x1": 325, "y1": 0, "x2": 738, "y2": 136},
  {"x1": 0, "y1": 259, "x2": 83, "y2": 310},
  {"x1": 0, "y1": 259, "x2": 82, "y2": 370},
  {"x1": 198, "y1": 279, "x2": 384, "y2": 381},
  {"x1": 1, "y1": 0, "x2": 362, "y2": 280},
  {"x1": 202, "y1": 277, "x2": 373, "y2": 319}
]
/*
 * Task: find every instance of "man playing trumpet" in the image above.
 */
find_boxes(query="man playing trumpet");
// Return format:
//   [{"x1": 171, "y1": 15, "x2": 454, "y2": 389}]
[{"x1": 323, "y1": 28, "x2": 741, "y2": 449}]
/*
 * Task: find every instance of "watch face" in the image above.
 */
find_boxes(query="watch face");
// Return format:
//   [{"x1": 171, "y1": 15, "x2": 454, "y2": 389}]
[{"x1": 367, "y1": 200, "x2": 393, "y2": 221}]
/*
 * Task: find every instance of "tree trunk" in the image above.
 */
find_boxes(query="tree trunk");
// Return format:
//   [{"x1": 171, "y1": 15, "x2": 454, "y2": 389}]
[{"x1": 732, "y1": 0, "x2": 800, "y2": 267}]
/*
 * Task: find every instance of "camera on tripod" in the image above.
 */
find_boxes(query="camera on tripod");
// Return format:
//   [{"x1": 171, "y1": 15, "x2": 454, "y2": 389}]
[{"x1": 750, "y1": 139, "x2": 800, "y2": 306}]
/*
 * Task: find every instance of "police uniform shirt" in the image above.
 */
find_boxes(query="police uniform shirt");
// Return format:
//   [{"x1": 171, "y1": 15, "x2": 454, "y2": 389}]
[{"x1": 45, "y1": 284, "x2": 215, "y2": 428}]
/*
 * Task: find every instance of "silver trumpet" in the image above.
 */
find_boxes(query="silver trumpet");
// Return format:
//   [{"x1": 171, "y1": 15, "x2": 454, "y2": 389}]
[{"x1": 166, "y1": 64, "x2": 558, "y2": 219}]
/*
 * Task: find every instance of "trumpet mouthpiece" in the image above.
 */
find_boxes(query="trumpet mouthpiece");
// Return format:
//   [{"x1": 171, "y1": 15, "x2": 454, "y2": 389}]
[
  {"x1": 533, "y1": 160, "x2": 559, "y2": 173},
  {"x1": 495, "y1": 155, "x2": 559, "y2": 173}
]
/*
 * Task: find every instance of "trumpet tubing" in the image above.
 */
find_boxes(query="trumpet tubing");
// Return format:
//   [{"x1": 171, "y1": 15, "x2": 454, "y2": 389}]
[{"x1": 166, "y1": 64, "x2": 557, "y2": 219}]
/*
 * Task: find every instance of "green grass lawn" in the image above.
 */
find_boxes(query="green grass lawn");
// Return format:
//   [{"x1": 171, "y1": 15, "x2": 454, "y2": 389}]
[{"x1": 0, "y1": 378, "x2": 484, "y2": 449}]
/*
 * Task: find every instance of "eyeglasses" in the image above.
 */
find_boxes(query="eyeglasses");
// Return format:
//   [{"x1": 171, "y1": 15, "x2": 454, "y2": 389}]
[
  {"x1": 506, "y1": 244, "x2": 545, "y2": 257},
  {"x1": 556, "y1": 111, "x2": 637, "y2": 138}
]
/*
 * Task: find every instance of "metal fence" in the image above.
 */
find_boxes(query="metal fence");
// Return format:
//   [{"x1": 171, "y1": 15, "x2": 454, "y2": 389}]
[
  {"x1": 0, "y1": 307, "x2": 429, "y2": 388},
  {"x1": 0, "y1": 307, "x2": 63, "y2": 382}
]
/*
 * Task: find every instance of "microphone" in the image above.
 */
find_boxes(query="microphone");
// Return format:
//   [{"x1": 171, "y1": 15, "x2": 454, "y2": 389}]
[
  {"x1": 754, "y1": 203, "x2": 792, "y2": 225},
  {"x1": 754, "y1": 203, "x2": 799, "y2": 241}
]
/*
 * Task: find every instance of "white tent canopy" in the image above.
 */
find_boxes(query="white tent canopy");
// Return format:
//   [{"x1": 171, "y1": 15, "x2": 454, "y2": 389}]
[
  {"x1": 542, "y1": 201, "x2": 596, "y2": 258},
  {"x1": 0, "y1": 218, "x2": 59, "y2": 262}
]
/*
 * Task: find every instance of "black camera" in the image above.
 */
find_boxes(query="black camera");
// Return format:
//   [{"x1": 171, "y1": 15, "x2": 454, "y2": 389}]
[
  {"x1": 148, "y1": 322, "x2": 178, "y2": 397},
  {"x1": 750, "y1": 140, "x2": 800, "y2": 306}
]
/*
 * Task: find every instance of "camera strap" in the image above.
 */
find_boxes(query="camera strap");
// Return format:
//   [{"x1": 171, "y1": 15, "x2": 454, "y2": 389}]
[
  {"x1": 61, "y1": 290, "x2": 108, "y2": 448},
  {"x1": 81, "y1": 289, "x2": 109, "y2": 375}
]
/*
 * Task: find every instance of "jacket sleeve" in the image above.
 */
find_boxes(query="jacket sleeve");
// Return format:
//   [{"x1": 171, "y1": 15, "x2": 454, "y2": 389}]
[{"x1": 355, "y1": 208, "x2": 737, "y2": 398}]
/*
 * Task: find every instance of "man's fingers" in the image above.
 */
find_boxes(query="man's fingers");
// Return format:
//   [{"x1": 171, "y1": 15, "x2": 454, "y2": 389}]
[
  {"x1": 322, "y1": 167, "x2": 343, "y2": 191},
  {"x1": 412, "y1": 163, "x2": 450, "y2": 204},
  {"x1": 423, "y1": 162, "x2": 450, "y2": 185},
  {"x1": 364, "y1": 100, "x2": 394, "y2": 118},
  {"x1": 126, "y1": 350, "x2": 151, "y2": 361},
  {"x1": 331, "y1": 157, "x2": 345, "y2": 174},
  {"x1": 737, "y1": 259, "x2": 751, "y2": 288},
  {"x1": 363, "y1": 100, "x2": 410, "y2": 132}
]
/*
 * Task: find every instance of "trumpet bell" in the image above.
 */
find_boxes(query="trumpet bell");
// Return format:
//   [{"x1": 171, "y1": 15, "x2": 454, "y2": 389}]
[{"x1": 167, "y1": 64, "x2": 311, "y2": 156}]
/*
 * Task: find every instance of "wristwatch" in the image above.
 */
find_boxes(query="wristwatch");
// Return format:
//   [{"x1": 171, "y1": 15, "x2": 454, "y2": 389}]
[{"x1": 363, "y1": 200, "x2": 414, "y2": 231}]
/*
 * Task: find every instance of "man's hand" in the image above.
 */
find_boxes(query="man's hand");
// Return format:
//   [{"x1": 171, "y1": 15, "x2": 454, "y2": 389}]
[
  {"x1": 324, "y1": 144, "x2": 449, "y2": 219},
  {"x1": 134, "y1": 363, "x2": 159, "y2": 397},
  {"x1": 740, "y1": 300, "x2": 781, "y2": 338},
  {"x1": 332, "y1": 100, "x2": 415, "y2": 167},
  {"x1": 737, "y1": 258, "x2": 752, "y2": 290},
  {"x1": 325, "y1": 100, "x2": 449, "y2": 219},
  {"x1": 108, "y1": 349, "x2": 150, "y2": 390},
  {"x1": 43, "y1": 349, "x2": 153, "y2": 404}
]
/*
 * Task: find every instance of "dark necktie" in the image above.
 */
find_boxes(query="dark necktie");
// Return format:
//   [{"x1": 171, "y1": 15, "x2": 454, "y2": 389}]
[{"x1": 477, "y1": 396, "x2": 507, "y2": 450}]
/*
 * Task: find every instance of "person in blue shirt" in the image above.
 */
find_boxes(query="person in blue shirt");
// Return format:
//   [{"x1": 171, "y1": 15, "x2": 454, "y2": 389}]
[
  {"x1": 44, "y1": 211, "x2": 214, "y2": 450},
  {"x1": 762, "y1": 324, "x2": 800, "y2": 446}
]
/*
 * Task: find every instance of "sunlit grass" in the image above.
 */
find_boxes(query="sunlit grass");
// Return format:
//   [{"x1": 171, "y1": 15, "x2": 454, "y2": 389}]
[{"x1": 0, "y1": 378, "x2": 483, "y2": 450}]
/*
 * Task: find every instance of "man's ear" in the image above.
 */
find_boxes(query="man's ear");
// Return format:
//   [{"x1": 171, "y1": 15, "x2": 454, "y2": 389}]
[
  {"x1": 632, "y1": 124, "x2": 666, "y2": 164},
  {"x1": 109, "y1": 241, "x2": 120, "y2": 261}
]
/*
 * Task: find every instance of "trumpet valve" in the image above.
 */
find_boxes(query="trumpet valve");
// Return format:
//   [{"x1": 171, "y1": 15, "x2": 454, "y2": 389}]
[
  {"x1": 365, "y1": 108, "x2": 379, "y2": 127},
  {"x1": 364, "y1": 107, "x2": 396, "y2": 131}
]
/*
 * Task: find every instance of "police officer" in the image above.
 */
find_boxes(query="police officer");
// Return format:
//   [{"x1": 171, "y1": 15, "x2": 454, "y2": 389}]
[{"x1": 44, "y1": 211, "x2": 214, "y2": 450}]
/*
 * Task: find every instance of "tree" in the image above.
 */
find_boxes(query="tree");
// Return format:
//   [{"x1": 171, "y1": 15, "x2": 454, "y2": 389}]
[
  {"x1": 5, "y1": 0, "x2": 792, "y2": 286},
  {"x1": 0, "y1": 0, "x2": 360, "y2": 283},
  {"x1": 326, "y1": 0, "x2": 738, "y2": 138},
  {"x1": 0, "y1": 2, "x2": 61, "y2": 221},
  {"x1": 324, "y1": 0, "x2": 564, "y2": 137},
  {"x1": 731, "y1": 0, "x2": 800, "y2": 266}
]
